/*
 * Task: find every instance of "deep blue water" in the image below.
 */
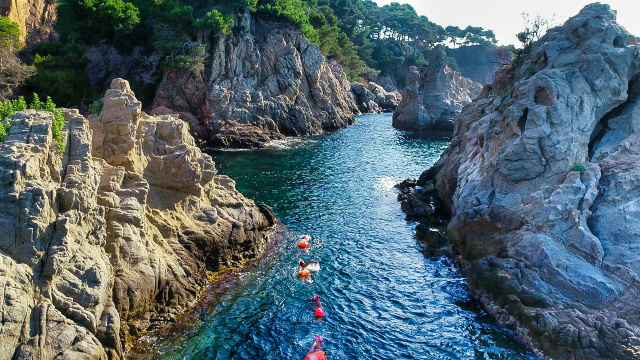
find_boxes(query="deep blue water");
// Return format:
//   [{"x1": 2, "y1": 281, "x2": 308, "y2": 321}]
[{"x1": 139, "y1": 113, "x2": 536, "y2": 360}]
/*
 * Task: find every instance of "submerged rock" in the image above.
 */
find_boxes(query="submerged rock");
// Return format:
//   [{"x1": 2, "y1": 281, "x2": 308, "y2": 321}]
[
  {"x1": 153, "y1": 15, "x2": 359, "y2": 148},
  {"x1": 393, "y1": 45, "x2": 482, "y2": 135},
  {"x1": 0, "y1": 78, "x2": 274, "y2": 358},
  {"x1": 401, "y1": 4, "x2": 640, "y2": 359}
]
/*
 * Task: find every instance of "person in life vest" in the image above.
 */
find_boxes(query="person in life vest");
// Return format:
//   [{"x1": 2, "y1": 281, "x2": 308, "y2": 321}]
[
  {"x1": 303, "y1": 335, "x2": 326, "y2": 360},
  {"x1": 298, "y1": 268, "x2": 311, "y2": 278},
  {"x1": 298, "y1": 235, "x2": 311, "y2": 248},
  {"x1": 298, "y1": 259, "x2": 319, "y2": 278},
  {"x1": 312, "y1": 294, "x2": 324, "y2": 317}
]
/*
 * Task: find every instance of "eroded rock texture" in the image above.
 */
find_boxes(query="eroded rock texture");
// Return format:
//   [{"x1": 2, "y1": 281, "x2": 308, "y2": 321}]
[
  {"x1": 402, "y1": 4, "x2": 640, "y2": 359},
  {"x1": 350, "y1": 81, "x2": 400, "y2": 113},
  {"x1": 153, "y1": 15, "x2": 359, "y2": 148},
  {"x1": 447, "y1": 44, "x2": 507, "y2": 85},
  {"x1": 393, "y1": 45, "x2": 482, "y2": 135},
  {"x1": 0, "y1": 0, "x2": 57, "y2": 46},
  {"x1": 0, "y1": 79, "x2": 274, "y2": 359}
]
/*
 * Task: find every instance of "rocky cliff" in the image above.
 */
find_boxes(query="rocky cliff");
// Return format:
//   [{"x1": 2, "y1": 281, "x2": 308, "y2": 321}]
[
  {"x1": 0, "y1": 0, "x2": 57, "y2": 46},
  {"x1": 0, "y1": 78, "x2": 274, "y2": 359},
  {"x1": 153, "y1": 15, "x2": 359, "y2": 148},
  {"x1": 446, "y1": 45, "x2": 507, "y2": 85},
  {"x1": 400, "y1": 4, "x2": 640, "y2": 359},
  {"x1": 392, "y1": 45, "x2": 482, "y2": 135}
]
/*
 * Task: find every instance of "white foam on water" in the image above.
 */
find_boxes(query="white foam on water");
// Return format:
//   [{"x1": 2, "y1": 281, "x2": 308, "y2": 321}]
[
  {"x1": 265, "y1": 138, "x2": 310, "y2": 149},
  {"x1": 374, "y1": 176, "x2": 399, "y2": 191},
  {"x1": 305, "y1": 263, "x2": 321, "y2": 272}
]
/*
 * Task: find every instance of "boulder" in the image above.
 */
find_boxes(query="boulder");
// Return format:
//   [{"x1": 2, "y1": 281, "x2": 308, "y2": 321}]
[
  {"x1": 351, "y1": 81, "x2": 400, "y2": 113},
  {"x1": 401, "y1": 4, "x2": 640, "y2": 359},
  {"x1": 0, "y1": 78, "x2": 274, "y2": 359},
  {"x1": 393, "y1": 45, "x2": 482, "y2": 135}
]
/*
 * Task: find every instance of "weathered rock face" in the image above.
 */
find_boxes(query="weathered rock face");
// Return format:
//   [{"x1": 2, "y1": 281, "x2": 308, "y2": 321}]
[
  {"x1": 0, "y1": 0, "x2": 57, "y2": 46},
  {"x1": 350, "y1": 81, "x2": 401, "y2": 113},
  {"x1": 0, "y1": 78, "x2": 274, "y2": 359},
  {"x1": 153, "y1": 16, "x2": 359, "y2": 148},
  {"x1": 446, "y1": 44, "x2": 508, "y2": 85},
  {"x1": 84, "y1": 46, "x2": 162, "y2": 104},
  {"x1": 393, "y1": 45, "x2": 482, "y2": 135},
  {"x1": 402, "y1": 4, "x2": 640, "y2": 359}
]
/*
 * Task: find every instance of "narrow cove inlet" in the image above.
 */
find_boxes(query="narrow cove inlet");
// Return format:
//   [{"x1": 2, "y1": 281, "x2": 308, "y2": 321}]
[{"x1": 133, "y1": 113, "x2": 537, "y2": 360}]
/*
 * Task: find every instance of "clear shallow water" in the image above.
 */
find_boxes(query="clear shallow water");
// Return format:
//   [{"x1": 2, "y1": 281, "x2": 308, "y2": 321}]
[{"x1": 140, "y1": 113, "x2": 537, "y2": 360}]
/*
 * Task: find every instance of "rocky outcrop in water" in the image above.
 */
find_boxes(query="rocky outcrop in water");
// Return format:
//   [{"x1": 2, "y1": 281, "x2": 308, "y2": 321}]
[
  {"x1": 350, "y1": 81, "x2": 400, "y2": 113},
  {"x1": 392, "y1": 45, "x2": 482, "y2": 135},
  {"x1": 400, "y1": 4, "x2": 640, "y2": 359},
  {"x1": 0, "y1": 78, "x2": 274, "y2": 359},
  {"x1": 0, "y1": 0, "x2": 57, "y2": 46},
  {"x1": 153, "y1": 14, "x2": 359, "y2": 148}
]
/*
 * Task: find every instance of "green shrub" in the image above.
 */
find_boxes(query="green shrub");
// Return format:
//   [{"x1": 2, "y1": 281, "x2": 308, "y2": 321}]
[
  {"x1": 256, "y1": 0, "x2": 319, "y2": 43},
  {"x1": 570, "y1": 164, "x2": 586, "y2": 173},
  {"x1": 26, "y1": 41, "x2": 93, "y2": 107},
  {"x1": 195, "y1": 9, "x2": 234, "y2": 34},
  {"x1": 89, "y1": 100, "x2": 103, "y2": 114},
  {"x1": 0, "y1": 94, "x2": 65, "y2": 152},
  {"x1": 0, "y1": 16, "x2": 21, "y2": 49},
  {"x1": 161, "y1": 43, "x2": 207, "y2": 72}
]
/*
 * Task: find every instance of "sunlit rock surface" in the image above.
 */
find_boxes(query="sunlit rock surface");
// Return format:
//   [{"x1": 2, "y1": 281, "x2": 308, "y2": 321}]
[
  {"x1": 0, "y1": 79, "x2": 274, "y2": 359},
  {"x1": 401, "y1": 4, "x2": 640, "y2": 359}
]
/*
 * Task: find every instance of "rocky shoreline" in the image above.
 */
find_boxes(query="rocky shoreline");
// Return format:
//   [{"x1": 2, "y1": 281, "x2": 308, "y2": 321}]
[
  {"x1": 398, "y1": 4, "x2": 640, "y2": 359},
  {"x1": 0, "y1": 79, "x2": 275, "y2": 359}
]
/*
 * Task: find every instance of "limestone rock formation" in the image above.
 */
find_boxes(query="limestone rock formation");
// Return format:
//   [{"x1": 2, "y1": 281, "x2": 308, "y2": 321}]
[
  {"x1": 0, "y1": 78, "x2": 274, "y2": 359},
  {"x1": 0, "y1": 0, "x2": 57, "y2": 46},
  {"x1": 153, "y1": 15, "x2": 359, "y2": 148},
  {"x1": 350, "y1": 81, "x2": 400, "y2": 113},
  {"x1": 393, "y1": 45, "x2": 482, "y2": 135},
  {"x1": 401, "y1": 4, "x2": 640, "y2": 359}
]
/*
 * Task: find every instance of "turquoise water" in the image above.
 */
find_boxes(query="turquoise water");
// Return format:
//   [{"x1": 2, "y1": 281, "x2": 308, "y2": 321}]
[{"x1": 141, "y1": 113, "x2": 536, "y2": 359}]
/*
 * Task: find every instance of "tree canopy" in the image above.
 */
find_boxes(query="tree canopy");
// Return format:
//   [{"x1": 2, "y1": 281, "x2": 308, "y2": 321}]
[{"x1": 22, "y1": 0, "x2": 498, "y2": 106}]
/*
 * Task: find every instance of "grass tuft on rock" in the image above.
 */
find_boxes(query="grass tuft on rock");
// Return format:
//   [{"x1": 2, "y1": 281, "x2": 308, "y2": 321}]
[
  {"x1": 570, "y1": 163, "x2": 587, "y2": 173},
  {"x1": 0, "y1": 93, "x2": 66, "y2": 152}
]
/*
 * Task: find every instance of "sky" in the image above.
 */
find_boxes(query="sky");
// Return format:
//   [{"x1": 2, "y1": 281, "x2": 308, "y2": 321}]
[{"x1": 373, "y1": 0, "x2": 640, "y2": 46}]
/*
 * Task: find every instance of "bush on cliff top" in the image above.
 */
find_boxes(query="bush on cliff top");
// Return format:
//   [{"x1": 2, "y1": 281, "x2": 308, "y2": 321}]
[
  {"x1": 0, "y1": 94, "x2": 66, "y2": 152},
  {"x1": 0, "y1": 17, "x2": 35, "y2": 101},
  {"x1": 24, "y1": 39, "x2": 94, "y2": 108}
]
